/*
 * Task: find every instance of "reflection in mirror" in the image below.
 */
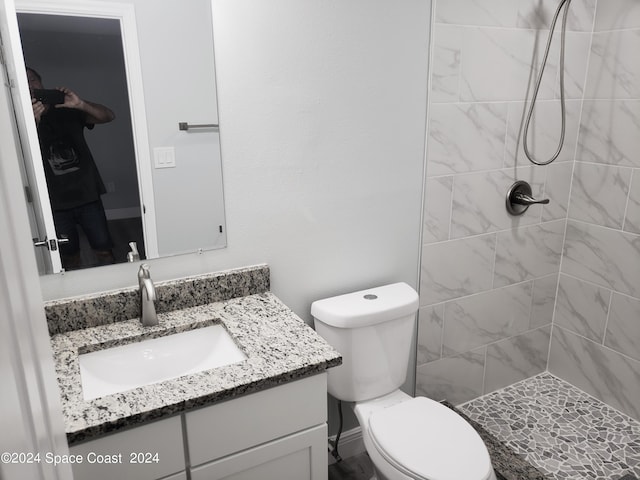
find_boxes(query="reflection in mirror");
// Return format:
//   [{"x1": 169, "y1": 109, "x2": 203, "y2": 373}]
[
  {"x1": 10, "y1": 0, "x2": 228, "y2": 278},
  {"x1": 18, "y1": 14, "x2": 146, "y2": 271}
]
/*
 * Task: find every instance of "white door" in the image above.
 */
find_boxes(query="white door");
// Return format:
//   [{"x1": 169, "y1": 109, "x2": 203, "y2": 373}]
[{"x1": 0, "y1": 0, "x2": 62, "y2": 272}]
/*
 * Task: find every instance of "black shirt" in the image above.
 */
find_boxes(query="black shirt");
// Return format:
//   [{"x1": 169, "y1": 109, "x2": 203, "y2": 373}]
[{"x1": 37, "y1": 107, "x2": 105, "y2": 210}]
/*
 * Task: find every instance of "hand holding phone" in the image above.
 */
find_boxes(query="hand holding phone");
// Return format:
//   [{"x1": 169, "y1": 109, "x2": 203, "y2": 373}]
[{"x1": 32, "y1": 88, "x2": 65, "y2": 105}]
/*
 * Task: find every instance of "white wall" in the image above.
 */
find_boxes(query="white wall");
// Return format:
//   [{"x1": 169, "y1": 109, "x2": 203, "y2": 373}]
[{"x1": 40, "y1": 0, "x2": 431, "y2": 329}]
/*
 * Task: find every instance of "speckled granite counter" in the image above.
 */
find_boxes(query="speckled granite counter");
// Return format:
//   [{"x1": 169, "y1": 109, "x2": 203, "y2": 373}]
[
  {"x1": 45, "y1": 264, "x2": 271, "y2": 335},
  {"x1": 47, "y1": 265, "x2": 341, "y2": 445}
]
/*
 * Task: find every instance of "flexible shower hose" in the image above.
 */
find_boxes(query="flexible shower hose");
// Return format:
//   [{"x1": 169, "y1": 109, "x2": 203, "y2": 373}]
[{"x1": 523, "y1": 0, "x2": 573, "y2": 166}]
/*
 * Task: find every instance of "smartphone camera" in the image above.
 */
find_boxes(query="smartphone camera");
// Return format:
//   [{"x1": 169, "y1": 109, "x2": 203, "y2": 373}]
[{"x1": 32, "y1": 89, "x2": 65, "y2": 105}]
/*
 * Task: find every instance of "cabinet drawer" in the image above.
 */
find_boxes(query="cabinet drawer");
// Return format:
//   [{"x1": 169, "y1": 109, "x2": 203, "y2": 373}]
[
  {"x1": 70, "y1": 415, "x2": 184, "y2": 480},
  {"x1": 186, "y1": 373, "x2": 327, "y2": 466},
  {"x1": 190, "y1": 424, "x2": 327, "y2": 480}
]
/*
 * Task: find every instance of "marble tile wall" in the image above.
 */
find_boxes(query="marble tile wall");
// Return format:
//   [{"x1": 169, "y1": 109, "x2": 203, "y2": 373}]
[
  {"x1": 548, "y1": 0, "x2": 640, "y2": 421},
  {"x1": 417, "y1": 0, "x2": 596, "y2": 405}
]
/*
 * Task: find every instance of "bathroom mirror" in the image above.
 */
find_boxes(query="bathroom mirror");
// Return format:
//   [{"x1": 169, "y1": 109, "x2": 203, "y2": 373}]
[{"x1": 7, "y1": 0, "x2": 227, "y2": 275}]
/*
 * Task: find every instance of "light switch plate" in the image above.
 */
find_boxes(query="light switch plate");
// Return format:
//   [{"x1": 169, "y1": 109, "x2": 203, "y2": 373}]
[{"x1": 154, "y1": 146, "x2": 176, "y2": 168}]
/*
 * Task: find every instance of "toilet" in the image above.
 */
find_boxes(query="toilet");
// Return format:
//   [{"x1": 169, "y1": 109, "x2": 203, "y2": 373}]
[{"x1": 312, "y1": 283, "x2": 497, "y2": 480}]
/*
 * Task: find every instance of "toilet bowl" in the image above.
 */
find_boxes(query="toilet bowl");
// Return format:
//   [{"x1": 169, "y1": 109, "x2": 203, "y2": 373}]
[
  {"x1": 353, "y1": 390, "x2": 496, "y2": 480},
  {"x1": 311, "y1": 283, "x2": 497, "y2": 480}
]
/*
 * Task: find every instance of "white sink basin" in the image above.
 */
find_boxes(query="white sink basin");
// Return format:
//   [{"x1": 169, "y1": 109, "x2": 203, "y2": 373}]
[{"x1": 78, "y1": 324, "x2": 246, "y2": 400}]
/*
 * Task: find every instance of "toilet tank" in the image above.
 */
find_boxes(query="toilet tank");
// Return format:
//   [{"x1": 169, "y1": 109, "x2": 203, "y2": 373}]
[{"x1": 311, "y1": 283, "x2": 419, "y2": 402}]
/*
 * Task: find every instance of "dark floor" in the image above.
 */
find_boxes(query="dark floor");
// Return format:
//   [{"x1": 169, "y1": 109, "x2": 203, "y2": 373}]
[
  {"x1": 109, "y1": 216, "x2": 145, "y2": 263},
  {"x1": 328, "y1": 452, "x2": 374, "y2": 480},
  {"x1": 74, "y1": 216, "x2": 145, "y2": 270}
]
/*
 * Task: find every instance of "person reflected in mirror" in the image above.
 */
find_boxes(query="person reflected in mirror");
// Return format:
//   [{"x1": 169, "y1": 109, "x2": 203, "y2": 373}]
[{"x1": 27, "y1": 67, "x2": 116, "y2": 270}]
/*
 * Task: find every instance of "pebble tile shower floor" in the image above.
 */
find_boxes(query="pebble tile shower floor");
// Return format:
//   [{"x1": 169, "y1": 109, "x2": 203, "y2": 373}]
[{"x1": 459, "y1": 373, "x2": 640, "y2": 480}]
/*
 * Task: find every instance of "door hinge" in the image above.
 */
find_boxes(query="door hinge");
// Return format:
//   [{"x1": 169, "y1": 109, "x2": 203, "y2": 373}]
[{"x1": 24, "y1": 185, "x2": 33, "y2": 203}]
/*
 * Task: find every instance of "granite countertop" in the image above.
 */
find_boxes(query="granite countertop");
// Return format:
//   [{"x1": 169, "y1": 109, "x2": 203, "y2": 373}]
[{"x1": 50, "y1": 286, "x2": 341, "y2": 445}]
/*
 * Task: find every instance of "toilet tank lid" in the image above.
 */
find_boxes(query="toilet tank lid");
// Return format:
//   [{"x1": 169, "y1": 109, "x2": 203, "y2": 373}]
[{"x1": 311, "y1": 282, "x2": 419, "y2": 328}]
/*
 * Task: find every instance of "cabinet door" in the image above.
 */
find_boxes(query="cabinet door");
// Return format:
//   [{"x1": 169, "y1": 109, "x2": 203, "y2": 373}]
[
  {"x1": 70, "y1": 416, "x2": 185, "y2": 480},
  {"x1": 190, "y1": 424, "x2": 327, "y2": 480},
  {"x1": 186, "y1": 374, "x2": 327, "y2": 466}
]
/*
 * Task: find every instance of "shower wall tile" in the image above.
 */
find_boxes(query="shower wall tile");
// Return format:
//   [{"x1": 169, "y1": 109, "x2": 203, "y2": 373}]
[
  {"x1": 549, "y1": 325, "x2": 640, "y2": 421},
  {"x1": 459, "y1": 27, "x2": 557, "y2": 102},
  {"x1": 420, "y1": 234, "x2": 496, "y2": 306},
  {"x1": 585, "y1": 30, "x2": 640, "y2": 99},
  {"x1": 435, "y1": 0, "x2": 595, "y2": 31},
  {"x1": 530, "y1": 274, "x2": 559, "y2": 329},
  {"x1": 517, "y1": 0, "x2": 596, "y2": 32},
  {"x1": 457, "y1": 29, "x2": 589, "y2": 103},
  {"x1": 450, "y1": 168, "x2": 545, "y2": 238},
  {"x1": 555, "y1": 274, "x2": 611, "y2": 342},
  {"x1": 493, "y1": 219, "x2": 565, "y2": 288},
  {"x1": 544, "y1": 0, "x2": 640, "y2": 423},
  {"x1": 430, "y1": 25, "x2": 462, "y2": 103},
  {"x1": 417, "y1": 304, "x2": 444, "y2": 364},
  {"x1": 542, "y1": 161, "x2": 574, "y2": 221},
  {"x1": 577, "y1": 100, "x2": 640, "y2": 167},
  {"x1": 624, "y1": 171, "x2": 640, "y2": 234},
  {"x1": 434, "y1": 0, "x2": 520, "y2": 27},
  {"x1": 415, "y1": 348, "x2": 486, "y2": 405},
  {"x1": 552, "y1": 32, "x2": 593, "y2": 99},
  {"x1": 484, "y1": 326, "x2": 551, "y2": 394},
  {"x1": 432, "y1": 21, "x2": 591, "y2": 105},
  {"x1": 427, "y1": 102, "x2": 507, "y2": 176},
  {"x1": 422, "y1": 176, "x2": 452, "y2": 244},
  {"x1": 594, "y1": 0, "x2": 640, "y2": 31},
  {"x1": 505, "y1": 100, "x2": 581, "y2": 168},
  {"x1": 568, "y1": 163, "x2": 632, "y2": 228},
  {"x1": 562, "y1": 221, "x2": 640, "y2": 299},
  {"x1": 442, "y1": 281, "x2": 533, "y2": 355},
  {"x1": 417, "y1": 0, "x2": 599, "y2": 406},
  {"x1": 605, "y1": 293, "x2": 640, "y2": 362}
]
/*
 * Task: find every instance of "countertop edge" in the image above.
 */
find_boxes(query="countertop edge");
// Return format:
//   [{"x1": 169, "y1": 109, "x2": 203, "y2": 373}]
[{"x1": 66, "y1": 362, "x2": 340, "y2": 446}]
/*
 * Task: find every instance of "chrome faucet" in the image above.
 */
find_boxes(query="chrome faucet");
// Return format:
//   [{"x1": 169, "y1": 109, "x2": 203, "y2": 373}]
[{"x1": 138, "y1": 264, "x2": 158, "y2": 326}]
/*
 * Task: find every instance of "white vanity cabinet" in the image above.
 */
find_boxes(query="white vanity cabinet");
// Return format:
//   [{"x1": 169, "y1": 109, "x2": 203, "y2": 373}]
[
  {"x1": 186, "y1": 373, "x2": 327, "y2": 480},
  {"x1": 69, "y1": 374, "x2": 328, "y2": 480},
  {"x1": 69, "y1": 415, "x2": 186, "y2": 480}
]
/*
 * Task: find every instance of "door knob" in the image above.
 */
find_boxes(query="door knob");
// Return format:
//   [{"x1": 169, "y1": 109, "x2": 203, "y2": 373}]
[{"x1": 32, "y1": 237, "x2": 69, "y2": 251}]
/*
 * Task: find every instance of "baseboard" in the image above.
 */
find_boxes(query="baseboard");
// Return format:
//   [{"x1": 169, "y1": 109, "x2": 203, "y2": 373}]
[
  {"x1": 327, "y1": 426, "x2": 365, "y2": 465},
  {"x1": 105, "y1": 207, "x2": 141, "y2": 220}
]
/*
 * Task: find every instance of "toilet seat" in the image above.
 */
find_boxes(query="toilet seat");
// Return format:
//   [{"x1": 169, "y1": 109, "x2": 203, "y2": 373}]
[{"x1": 368, "y1": 397, "x2": 493, "y2": 480}]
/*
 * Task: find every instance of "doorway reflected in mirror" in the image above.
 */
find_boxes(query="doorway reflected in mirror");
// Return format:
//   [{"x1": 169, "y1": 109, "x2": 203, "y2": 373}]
[{"x1": 18, "y1": 13, "x2": 146, "y2": 270}]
